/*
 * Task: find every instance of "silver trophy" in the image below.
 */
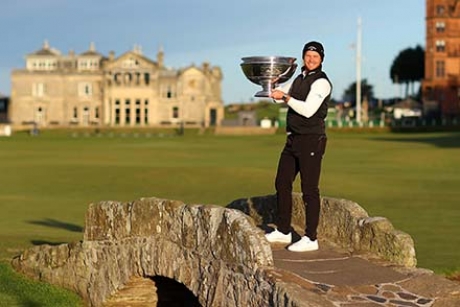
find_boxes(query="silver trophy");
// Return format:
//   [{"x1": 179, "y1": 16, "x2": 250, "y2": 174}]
[{"x1": 241, "y1": 56, "x2": 298, "y2": 97}]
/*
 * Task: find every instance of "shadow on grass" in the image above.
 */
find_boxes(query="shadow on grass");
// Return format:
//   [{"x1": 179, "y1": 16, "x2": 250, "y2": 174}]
[
  {"x1": 18, "y1": 299, "x2": 42, "y2": 307},
  {"x1": 27, "y1": 218, "x2": 83, "y2": 233},
  {"x1": 371, "y1": 132, "x2": 460, "y2": 148}
]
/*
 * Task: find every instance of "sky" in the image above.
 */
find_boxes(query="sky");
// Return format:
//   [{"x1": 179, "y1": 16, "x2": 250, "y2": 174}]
[{"x1": 0, "y1": 0, "x2": 425, "y2": 104}]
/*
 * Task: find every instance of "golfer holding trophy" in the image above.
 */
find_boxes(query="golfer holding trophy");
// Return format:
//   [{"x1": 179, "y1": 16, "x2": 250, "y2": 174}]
[{"x1": 241, "y1": 41, "x2": 332, "y2": 252}]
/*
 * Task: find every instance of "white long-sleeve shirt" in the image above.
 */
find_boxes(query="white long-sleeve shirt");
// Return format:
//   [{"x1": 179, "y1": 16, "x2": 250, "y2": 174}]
[{"x1": 274, "y1": 75, "x2": 331, "y2": 118}]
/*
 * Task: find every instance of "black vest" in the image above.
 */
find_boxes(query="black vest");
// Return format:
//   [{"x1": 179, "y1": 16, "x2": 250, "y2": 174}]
[{"x1": 286, "y1": 69, "x2": 331, "y2": 135}]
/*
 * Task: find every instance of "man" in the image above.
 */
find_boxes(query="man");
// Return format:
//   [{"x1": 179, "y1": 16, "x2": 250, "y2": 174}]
[{"x1": 266, "y1": 41, "x2": 332, "y2": 252}]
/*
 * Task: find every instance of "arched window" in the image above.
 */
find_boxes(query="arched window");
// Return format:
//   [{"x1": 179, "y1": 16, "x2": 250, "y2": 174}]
[
  {"x1": 172, "y1": 107, "x2": 179, "y2": 119},
  {"x1": 167, "y1": 86, "x2": 173, "y2": 98}
]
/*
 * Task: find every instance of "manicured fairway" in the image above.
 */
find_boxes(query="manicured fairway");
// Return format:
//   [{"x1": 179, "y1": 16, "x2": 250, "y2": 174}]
[{"x1": 0, "y1": 129, "x2": 459, "y2": 304}]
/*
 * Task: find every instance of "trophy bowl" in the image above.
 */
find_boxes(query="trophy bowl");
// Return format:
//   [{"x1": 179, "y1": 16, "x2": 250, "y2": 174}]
[{"x1": 241, "y1": 56, "x2": 297, "y2": 97}]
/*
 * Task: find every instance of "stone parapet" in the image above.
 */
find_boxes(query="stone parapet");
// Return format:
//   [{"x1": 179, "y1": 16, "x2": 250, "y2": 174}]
[{"x1": 227, "y1": 193, "x2": 417, "y2": 267}]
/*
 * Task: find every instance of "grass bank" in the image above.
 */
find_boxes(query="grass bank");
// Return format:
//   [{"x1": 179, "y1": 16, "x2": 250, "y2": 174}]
[{"x1": 0, "y1": 129, "x2": 459, "y2": 304}]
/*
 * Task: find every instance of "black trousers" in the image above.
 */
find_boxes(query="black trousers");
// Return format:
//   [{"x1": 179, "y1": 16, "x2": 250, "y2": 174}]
[{"x1": 274, "y1": 134, "x2": 327, "y2": 240}]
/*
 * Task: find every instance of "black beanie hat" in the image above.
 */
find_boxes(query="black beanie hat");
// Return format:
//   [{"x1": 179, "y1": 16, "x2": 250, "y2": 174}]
[{"x1": 302, "y1": 41, "x2": 325, "y2": 61}]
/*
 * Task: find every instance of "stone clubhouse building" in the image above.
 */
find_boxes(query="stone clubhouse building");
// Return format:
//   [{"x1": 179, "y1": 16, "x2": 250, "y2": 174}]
[{"x1": 9, "y1": 41, "x2": 224, "y2": 128}]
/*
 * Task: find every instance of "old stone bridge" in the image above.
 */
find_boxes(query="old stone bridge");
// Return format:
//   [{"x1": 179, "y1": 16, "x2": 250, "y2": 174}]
[{"x1": 11, "y1": 194, "x2": 459, "y2": 306}]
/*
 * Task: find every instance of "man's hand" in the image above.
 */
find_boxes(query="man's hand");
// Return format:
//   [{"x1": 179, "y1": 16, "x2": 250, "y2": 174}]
[
  {"x1": 270, "y1": 90, "x2": 290, "y2": 103},
  {"x1": 270, "y1": 90, "x2": 285, "y2": 100}
]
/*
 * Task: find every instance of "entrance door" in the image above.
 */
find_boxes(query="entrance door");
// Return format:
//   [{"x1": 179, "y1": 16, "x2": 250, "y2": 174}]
[
  {"x1": 35, "y1": 107, "x2": 45, "y2": 125},
  {"x1": 209, "y1": 108, "x2": 217, "y2": 126},
  {"x1": 82, "y1": 107, "x2": 90, "y2": 126}
]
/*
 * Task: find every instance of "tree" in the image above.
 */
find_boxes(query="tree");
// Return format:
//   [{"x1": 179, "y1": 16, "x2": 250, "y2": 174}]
[
  {"x1": 342, "y1": 79, "x2": 374, "y2": 105},
  {"x1": 390, "y1": 45, "x2": 424, "y2": 98}
]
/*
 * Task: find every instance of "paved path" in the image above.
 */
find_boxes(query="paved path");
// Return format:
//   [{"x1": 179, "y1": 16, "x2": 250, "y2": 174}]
[{"x1": 269, "y1": 240, "x2": 460, "y2": 307}]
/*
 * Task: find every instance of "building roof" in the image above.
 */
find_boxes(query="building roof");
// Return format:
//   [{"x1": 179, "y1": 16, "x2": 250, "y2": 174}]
[
  {"x1": 79, "y1": 42, "x2": 104, "y2": 57},
  {"x1": 28, "y1": 40, "x2": 61, "y2": 57},
  {"x1": 117, "y1": 50, "x2": 157, "y2": 66},
  {"x1": 393, "y1": 98, "x2": 422, "y2": 109}
]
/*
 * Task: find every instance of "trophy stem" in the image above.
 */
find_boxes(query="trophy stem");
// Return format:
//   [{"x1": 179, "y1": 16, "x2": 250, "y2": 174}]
[{"x1": 254, "y1": 80, "x2": 277, "y2": 97}]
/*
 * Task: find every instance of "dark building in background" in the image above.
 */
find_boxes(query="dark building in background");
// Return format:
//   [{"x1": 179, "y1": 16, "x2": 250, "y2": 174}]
[
  {"x1": 423, "y1": 0, "x2": 460, "y2": 118},
  {"x1": 0, "y1": 94, "x2": 9, "y2": 123}
]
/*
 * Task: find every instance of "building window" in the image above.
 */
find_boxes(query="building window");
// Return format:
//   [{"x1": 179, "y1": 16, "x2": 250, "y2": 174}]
[
  {"x1": 73, "y1": 107, "x2": 78, "y2": 119},
  {"x1": 77, "y1": 60, "x2": 99, "y2": 70},
  {"x1": 144, "y1": 108, "x2": 148, "y2": 124},
  {"x1": 144, "y1": 73, "x2": 150, "y2": 85},
  {"x1": 436, "y1": 21, "x2": 445, "y2": 33},
  {"x1": 125, "y1": 99, "x2": 130, "y2": 105},
  {"x1": 114, "y1": 73, "x2": 121, "y2": 85},
  {"x1": 172, "y1": 107, "x2": 179, "y2": 119},
  {"x1": 436, "y1": 40, "x2": 446, "y2": 52},
  {"x1": 78, "y1": 82, "x2": 93, "y2": 97},
  {"x1": 78, "y1": 60, "x2": 88, "y2": 70},
  {"x1": 436, "y1": 60, "x2": 445, "y2": 77},
  {"x1": 95, "y1": 107, "x2": 99, "y2": 119},
  {"x1": 167, "y1": 86, "x2": 173, "y2": 98},
  {"x1": 437, "y1": 5, "x2": 445, "y2": 15},
  {"x1": 32, "y1": 83, "x2": 45, "y2": 97},
  {"x1": 135, "y1": 108, "x2": 141, "y2": 124},
  {"x1": 126, "y1": 108, "x2": 131, "y2": 124},
  {"x1": 115, "y1": 108, "x2": 120, "y2": 125}
]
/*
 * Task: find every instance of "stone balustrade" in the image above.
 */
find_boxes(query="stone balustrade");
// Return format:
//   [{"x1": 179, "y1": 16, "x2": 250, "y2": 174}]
[{"x1": 227, "y1": 193, "x2": 416, "y2": 268}]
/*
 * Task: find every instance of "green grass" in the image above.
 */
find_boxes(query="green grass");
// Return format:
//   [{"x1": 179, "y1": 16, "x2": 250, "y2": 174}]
[
  {"x1": 0, "y1": 262, "x2": 82, "y2": 307},
  {"x1": 0, "y1": 129, "x2": 459, "y2": 304}
]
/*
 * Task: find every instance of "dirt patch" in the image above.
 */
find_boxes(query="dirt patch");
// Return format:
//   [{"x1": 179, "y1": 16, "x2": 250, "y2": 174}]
[{"x1": 447, "y1": 274, "x2": 460, "y2": 284}]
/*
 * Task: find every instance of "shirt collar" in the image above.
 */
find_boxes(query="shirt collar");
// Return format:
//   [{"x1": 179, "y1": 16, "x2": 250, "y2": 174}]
[{"x1": 302, "y1": 65, "x2": 322, "y2": 78}]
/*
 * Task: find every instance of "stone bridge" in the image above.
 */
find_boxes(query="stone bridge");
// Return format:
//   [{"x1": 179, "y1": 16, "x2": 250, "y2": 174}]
[{"x1": 12, "y1": 194, "x2": 420, "y2": 306}]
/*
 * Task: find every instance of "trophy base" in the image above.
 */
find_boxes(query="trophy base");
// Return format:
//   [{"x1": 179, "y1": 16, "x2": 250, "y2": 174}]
[{"x1": 254, "y1": 90, "x2": 271, "y2": 98}]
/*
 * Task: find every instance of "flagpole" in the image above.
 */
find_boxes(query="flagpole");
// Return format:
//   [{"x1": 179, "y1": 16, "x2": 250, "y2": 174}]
[{"x1": 356, "y1": 17, "x2": 362, "y2": 124}]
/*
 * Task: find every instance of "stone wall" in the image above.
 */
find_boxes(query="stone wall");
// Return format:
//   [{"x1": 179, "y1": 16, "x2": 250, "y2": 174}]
[{"x1": 227, "y1": 193, "x2": 416, "y2": 267}]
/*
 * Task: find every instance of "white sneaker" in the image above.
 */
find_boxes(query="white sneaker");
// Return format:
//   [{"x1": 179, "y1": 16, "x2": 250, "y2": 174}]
[
  {"x1": 265, "y1": 229, "x2": 292, "y2": 243},
  {"x1": 288, "y1": 236, "x2": 319, "y2": 252}
]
